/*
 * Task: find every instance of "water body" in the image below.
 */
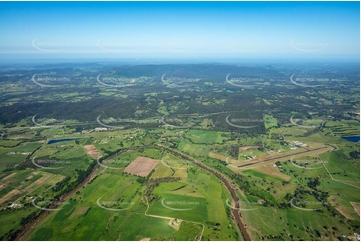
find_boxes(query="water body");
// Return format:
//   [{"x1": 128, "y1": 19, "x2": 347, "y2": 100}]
[
  {"x1": 48, "y1": 138, "x2": 80, "y2": 144},
  {"x1": 341, "y1": 136, "x2": 360, "y2": 142}
]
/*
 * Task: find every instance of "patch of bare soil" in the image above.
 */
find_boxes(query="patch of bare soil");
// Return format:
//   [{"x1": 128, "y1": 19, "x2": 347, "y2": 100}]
[
  {"x1": 124, "y1": 156, "x2": 159, "y2": 177},
  {"x1": 84, "y1": 145, "x2": 101, "y2": 158}
]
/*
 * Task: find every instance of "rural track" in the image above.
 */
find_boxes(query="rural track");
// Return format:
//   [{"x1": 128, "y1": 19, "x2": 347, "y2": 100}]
[
  {"x1": 322, "y1": 161, "x2": 359, "y2": 189},
  {"x1": 156, "y1": 144, "x2": 251, "y2": 241},
  {"x1": 144, "y1": 196, "x2": 205, "y2": 241}
]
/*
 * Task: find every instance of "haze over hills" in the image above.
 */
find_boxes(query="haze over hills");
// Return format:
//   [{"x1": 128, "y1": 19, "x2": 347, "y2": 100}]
[
  {"x1": 0, "y1": 1, "x2": 359, "y2": 241},
  {"x1": 0, "y1": 60, "x2": 359, "y2": 241}
]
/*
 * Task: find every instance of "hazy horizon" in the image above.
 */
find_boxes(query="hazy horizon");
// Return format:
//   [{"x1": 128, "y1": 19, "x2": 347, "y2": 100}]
[{"x1": 0, "y1": 1, "x2": 359, "y2": 63}]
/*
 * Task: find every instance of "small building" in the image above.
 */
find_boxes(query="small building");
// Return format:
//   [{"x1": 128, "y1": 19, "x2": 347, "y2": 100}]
[{"x1": 95, "y1": 127, "x2": 107, "y2": 131}]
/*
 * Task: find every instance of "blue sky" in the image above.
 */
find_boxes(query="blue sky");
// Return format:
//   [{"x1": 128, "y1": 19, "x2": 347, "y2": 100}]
[{"x1": 0, "y1": 1, "x2": 359, "y2": 61}]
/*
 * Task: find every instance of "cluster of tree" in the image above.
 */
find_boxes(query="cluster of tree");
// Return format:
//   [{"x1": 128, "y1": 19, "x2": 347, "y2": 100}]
[
  {"x1": 1, "y1": 64, "x2": 359, "y2": 134},
  {"x1": 74, "y1": 160, "x2": 97, "y2": 184},
  {"x1": 52, "y1": 159, "x2": 98, "y2": 200},
  {"x1": 136, "y1": 177, "x2": 147, "y2": 184},
  {"x1": 349, "y1": 150, "x2": 359, "y2": 159},
  {"x1": 0, "y1": 228, "x2": 22, "y2": 241},
  {"x1": 52, "y1": 176, "x2": 71, "y2": 192},
  {"x1": 144, "y1": 177, "x2": 181, "y2": 196},
  {"x1": 306, "y1": 177, "x2": 320, "y2": 190},
  {"x1": 20, "y1": 211, "x2": 39, "y2": 227},
  {"x1": 227, "y1": 144, "x2": 239, "y2": 158},
  {"x1": 301, "y1": 125, "x2": 324, "y2": 137}
]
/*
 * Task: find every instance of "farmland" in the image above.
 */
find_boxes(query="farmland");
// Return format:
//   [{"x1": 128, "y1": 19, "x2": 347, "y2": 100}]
[
  {"x1": 0, "y1": 63, "x2": 359, "y2": 241},
  {"x1": 21, "y1": 147, "x2": 239, "y2": 241}
]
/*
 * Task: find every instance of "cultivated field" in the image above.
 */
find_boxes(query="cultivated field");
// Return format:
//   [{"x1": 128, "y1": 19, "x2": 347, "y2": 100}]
[
  {"x1": 124, "y1": 156, "x2": 160, "y2": 177},
  {"x1": 84, "y1": 145, "x2": 101, "y2": 158}
]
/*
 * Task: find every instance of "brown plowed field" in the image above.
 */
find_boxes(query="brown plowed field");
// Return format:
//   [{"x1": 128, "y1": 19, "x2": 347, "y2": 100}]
[
  {"x1": 124, "y1": 156, "x2": 159, "y2": 177},
  {"x1": 84, "y1": 145, "x2": 101, "y2": 158}
]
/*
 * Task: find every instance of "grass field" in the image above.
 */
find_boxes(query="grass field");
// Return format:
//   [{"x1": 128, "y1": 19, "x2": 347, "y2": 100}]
[
  {"x1": 184, "y1": 130, "x2": 230, "y2": 144},
  {"x1": 149, "y1": 168, "x2": 239, "y2": 240},
  {"x1": 148, "y1": 194, "x2": 208, "y2": 222},
  {"x1": 0, "y1": 168, "x2": 65, "y2": 240},
  {"x1": 0, "y1": 141, "x2": 42, "y2": 171},
  {"x1": 151, "y1": 162, "x2": 174, "y2": 178},
  {"x1": 264, "y1": 114, "x2": 278, "y2": 129},
  {"x1": 0, "y1": 139, "x2": 22, "y2": 147},
  {"x1": 244, "y1": 204, "x2": 357, "y2": 240},
  {"x1": 0, "y1": 169, "x2": 64, "y2": 206},
  {"x1": 26, "y1": 154, "x2": 239, "y2": 240},
  {"x1": 241, "y1": 169, "x2": 284, "y2": 183},
  {"x1": 28, "y1": 169, "x2": 145, "y2": 240},
  {"x1": 0, "y1": 113, "x2": 358, "y2": 241},
  {"x1": 324, "y1": 120, "x2": 360, "y2": 137}
]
